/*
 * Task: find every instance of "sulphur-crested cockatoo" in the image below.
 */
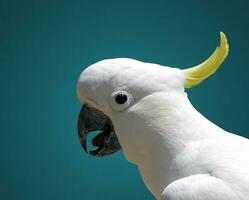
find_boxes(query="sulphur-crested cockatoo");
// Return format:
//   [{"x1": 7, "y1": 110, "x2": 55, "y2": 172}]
[{"x1": 76, "y1": 32, "x2": 249, "y2": 200}]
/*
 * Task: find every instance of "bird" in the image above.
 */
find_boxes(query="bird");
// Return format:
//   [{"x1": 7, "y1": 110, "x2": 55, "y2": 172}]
[{"x1": 76, "y1": 32, "x2": 249, "y2": 200}]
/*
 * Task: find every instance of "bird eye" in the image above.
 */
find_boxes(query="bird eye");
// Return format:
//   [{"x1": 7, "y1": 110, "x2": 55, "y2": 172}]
[
  {"x1": 110, "y1": 90, "x2": 133, "y2": 111},
  {"x1": 115, "y1": 94, "x2": 128, "y2": 104}
]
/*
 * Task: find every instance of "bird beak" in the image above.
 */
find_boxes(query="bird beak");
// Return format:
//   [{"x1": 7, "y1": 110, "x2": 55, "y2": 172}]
[{"x1": 77, "y1": 105, "x2": 121, "y2": 157}]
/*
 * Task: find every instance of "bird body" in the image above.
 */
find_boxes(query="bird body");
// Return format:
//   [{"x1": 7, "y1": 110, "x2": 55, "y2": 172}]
[
  {"x1": 76, "y1": 33, "x2": 249, "y2": 199},
  {"x1": 114, "y1": 91, "x2": 249, "y2": 199}
]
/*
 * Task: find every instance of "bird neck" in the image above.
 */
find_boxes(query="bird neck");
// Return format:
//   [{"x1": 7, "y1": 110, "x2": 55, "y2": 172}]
[{"x1": 119, "y1": 91, "x2": 223, "y2": 166}]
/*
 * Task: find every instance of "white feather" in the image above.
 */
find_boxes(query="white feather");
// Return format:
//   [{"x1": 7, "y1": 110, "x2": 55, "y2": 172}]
[{"x1": 77, "y1": 58, "x2": 249, "y2": 200}]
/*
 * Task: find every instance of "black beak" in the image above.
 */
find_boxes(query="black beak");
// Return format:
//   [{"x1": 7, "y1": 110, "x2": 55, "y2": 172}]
[{"x1": 77, "y1": 105, "x2": 121, "y2": 157}]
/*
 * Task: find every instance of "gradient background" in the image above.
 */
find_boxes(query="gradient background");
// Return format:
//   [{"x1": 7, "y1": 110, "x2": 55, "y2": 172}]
[{"x1": 0, "y1": 0, "x2": 248, "y2": 199}]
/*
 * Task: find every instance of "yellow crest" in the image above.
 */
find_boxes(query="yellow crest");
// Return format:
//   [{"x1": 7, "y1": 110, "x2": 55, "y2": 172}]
[{"x1": 184, "y1": 32, "x2": 229, "y2": 88}]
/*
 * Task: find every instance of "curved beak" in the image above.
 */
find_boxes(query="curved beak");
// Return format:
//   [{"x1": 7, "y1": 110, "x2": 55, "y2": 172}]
[{"x1": 77, "y1": 105, "x2": 121, "y2": 157}]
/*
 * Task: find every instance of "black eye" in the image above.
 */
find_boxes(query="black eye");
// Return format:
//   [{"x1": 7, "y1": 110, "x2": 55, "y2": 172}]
[{"x1": 115, "y1": 94, "x2": 128, "y2": 104}]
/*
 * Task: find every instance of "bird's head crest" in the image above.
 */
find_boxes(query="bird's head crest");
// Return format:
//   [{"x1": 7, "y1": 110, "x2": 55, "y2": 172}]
[{"x1": 183, "y1": 32, "x2": 229, "y2": 88}]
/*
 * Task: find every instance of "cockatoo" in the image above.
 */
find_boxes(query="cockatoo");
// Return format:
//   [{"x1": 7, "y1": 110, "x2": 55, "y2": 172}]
[{"x1": 76, "y1": 32, "x2": 249, "y2": 200}]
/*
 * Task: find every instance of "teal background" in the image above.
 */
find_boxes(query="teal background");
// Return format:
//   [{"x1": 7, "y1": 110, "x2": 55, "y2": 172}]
[{"x1": 0, "y1": 0, "x2": 248, "y2": 199}]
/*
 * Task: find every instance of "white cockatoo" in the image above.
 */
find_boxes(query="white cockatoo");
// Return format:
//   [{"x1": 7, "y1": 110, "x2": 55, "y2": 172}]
[{"x1": 76, "y1": 32, "x2": 249, "y2": 200}]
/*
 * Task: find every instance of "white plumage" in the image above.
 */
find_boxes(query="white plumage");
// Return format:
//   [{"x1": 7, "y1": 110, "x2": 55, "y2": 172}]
[{"x1": 77, "y1": 34, "x2": 249, "y2": 200}]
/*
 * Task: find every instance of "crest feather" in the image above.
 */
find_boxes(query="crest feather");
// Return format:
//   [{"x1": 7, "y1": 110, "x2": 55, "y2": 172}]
[{"x1": 184, "y1": 32, "x2": 229, "y2": 88}]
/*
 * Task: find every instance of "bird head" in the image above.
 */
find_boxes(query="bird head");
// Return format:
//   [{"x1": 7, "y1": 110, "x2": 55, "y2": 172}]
[{"x1": 76, "y1": 33, "x2": 229, "y2": 161}]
